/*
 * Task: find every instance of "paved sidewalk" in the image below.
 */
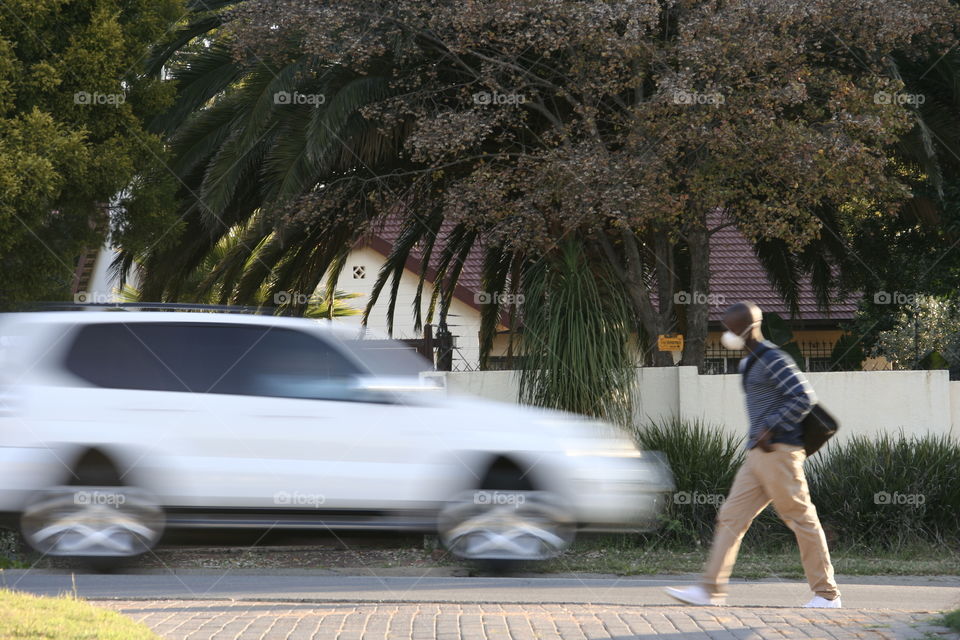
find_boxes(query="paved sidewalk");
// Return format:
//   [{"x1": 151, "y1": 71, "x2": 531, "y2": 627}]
[
  {"x1": 98, "y1": 600, "x2": 954, "y2": 640},
  {"x1": 9, "y1": 571, "x2": 960, "y2": 610}
]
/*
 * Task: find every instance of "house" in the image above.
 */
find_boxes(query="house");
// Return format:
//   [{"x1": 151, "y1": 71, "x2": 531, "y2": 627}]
[
  {"x1": 701, "y1": 221, "x2": 859, "y2": 374},
  {"x1": 327, "y1": 218, "x2": 495, "y2": 372},
  {"x1": 76, "y1": 218, "x2": 863, "y2": 373},
  {"x1": 330, "y1": 217, "x2": 861, "y2": 372}
]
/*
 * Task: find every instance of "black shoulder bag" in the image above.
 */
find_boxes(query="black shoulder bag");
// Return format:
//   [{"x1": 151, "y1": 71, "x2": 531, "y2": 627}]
[{"x1": 741, "y1": 346, "x2": 839, "y2": 457}]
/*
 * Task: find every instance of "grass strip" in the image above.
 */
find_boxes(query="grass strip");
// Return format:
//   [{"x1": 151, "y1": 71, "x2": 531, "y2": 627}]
[{"x1": 0, "y1": 588, "x2": 159, "y2": 640}]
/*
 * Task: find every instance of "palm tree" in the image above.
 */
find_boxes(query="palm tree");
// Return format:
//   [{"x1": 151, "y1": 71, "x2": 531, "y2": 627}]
[
  {"x1": 121, "y1": 226, "x2": 362, "y2": 316},
  {"x1": 122, "y1": 0, "x2": 407, "y2": 309}
]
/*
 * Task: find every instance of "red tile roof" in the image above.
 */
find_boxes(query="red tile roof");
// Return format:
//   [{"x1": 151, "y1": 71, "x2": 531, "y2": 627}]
[
  {"x1": 362, "y1": 211, "x2": 858, "y2": 325},
  {"x1": 364, "y1": 214, "x2": 485, "y2": 311},
  {"x1": 707, "y1": 212, "x2": 857, "y2": 322}
]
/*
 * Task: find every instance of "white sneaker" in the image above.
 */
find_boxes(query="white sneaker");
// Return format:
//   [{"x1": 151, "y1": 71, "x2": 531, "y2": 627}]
[
  {"x1": 804, "y1": 595, "x2": 842, "y2": 608},
  {"x1": 665, "y1": 585, "x2": 725, "y2": 606}
]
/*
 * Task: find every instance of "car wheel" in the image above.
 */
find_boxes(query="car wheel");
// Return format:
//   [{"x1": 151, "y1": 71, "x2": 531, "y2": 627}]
[
  {"x1": 19, "y1": 486, "x2": 164, "y2": 567},
  {"x1": 437, "y1": 485, "x2": 576, "y2": 566}
]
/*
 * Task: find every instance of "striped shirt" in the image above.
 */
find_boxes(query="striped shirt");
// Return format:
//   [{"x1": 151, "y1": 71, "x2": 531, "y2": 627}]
[{"x1": 739, "y1": 340, "x2": 816, "y2": 449}]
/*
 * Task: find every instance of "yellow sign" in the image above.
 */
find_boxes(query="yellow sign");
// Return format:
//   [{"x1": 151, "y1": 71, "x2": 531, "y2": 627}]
[{"x1": 658, "y1": 335, "x2": 684, "y2": 352}]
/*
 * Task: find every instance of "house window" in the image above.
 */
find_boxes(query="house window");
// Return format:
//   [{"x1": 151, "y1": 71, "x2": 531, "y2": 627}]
[{"x1": 352, "y1": 265, "x2": 366, "y2": 280}]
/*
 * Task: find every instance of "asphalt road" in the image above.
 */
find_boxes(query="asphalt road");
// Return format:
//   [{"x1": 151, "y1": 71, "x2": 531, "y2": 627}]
[{"x1": 4, "y1": 570, "x2": 959, "y2": 611}]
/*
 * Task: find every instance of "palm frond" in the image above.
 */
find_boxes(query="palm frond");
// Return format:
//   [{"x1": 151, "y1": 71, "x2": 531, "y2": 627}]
[
  {"x1": 518, "y1": 241, "x2": 636, "y2": 425},
  {"x1": 151, "y1": 44, "x2": 245, "y2": 135},
  {"x1": 143, "y1": 0, "x2": 240, "y2": 77},
  {"x1": 478, "y1": 245, "x2": 515, "y2": 370},
  {"x1": 364, "y1": 206, "x2": 437, "y2": 335}
]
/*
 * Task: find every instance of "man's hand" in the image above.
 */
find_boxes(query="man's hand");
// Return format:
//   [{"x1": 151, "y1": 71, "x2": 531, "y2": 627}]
[{"x1": 755, "y1": 428, "x2": 775, "y2": 452}]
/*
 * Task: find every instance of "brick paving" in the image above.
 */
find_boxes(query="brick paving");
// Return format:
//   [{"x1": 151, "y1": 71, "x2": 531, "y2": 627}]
[{"x1": 96, "y1": 600, "x2": 956, "y2": 640}]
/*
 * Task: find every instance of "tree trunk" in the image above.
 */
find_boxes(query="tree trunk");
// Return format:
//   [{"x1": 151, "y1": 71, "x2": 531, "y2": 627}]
[
  {"x1": 681, "y1": 216, "x2": 709, "y2": 372},
  {"x1": 653, "y1": 228, "x2": 678, "y2": 337},
  {"x1": 598, "y1": 230, "x2": 674, "y2": 366},
  {"x1": 625, "y1": 231, "x2": 674, "y2": 367}
]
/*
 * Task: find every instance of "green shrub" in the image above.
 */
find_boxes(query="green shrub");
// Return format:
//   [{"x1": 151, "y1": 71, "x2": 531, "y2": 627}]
[
  {"x1": 0, "y1": 528, "x2": 23, "y2": 569},
  {"x1": 631, "y1": 418, "x2": 761, "y2": 544},
  {"x1": 806, "y1": 432, "x2": 960, "y2": 549},
  {"x1": 630, "y1": 419, "x2": 960, "y2": 551}
]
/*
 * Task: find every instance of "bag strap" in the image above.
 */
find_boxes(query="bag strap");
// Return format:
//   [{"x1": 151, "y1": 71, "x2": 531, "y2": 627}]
[{"x1": 740, "y1": 344, "x2": 772, "y2": 390}]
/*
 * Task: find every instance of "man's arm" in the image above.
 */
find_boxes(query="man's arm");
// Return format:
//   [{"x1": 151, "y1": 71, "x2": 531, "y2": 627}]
[{"x1": 759, "y1": 351, "x2": 817, "y2": 433}]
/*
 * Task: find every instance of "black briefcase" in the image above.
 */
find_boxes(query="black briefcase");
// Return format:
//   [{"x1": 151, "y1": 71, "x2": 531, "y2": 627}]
[{"x1": 801, "y1": 404, "x2": 839, "y2": 456}]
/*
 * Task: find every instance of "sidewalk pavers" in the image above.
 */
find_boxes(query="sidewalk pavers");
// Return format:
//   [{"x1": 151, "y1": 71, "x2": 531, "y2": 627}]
[{"x1": 96, "y1": 600, "x2": 955, "y2": 640}]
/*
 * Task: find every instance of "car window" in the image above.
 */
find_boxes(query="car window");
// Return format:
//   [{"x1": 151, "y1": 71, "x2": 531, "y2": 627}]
[
  {"x1": 335, "y1": 338, "x2": 431, "y2": 377},
  {"x1": 231, "y1": 327, "x2": 362, "y2": 399},
  {"x1": 64, "y1": 323, "x2": 362, "y2": 398},
  {"x1": 65, "y1": 323, "x2": 185, "y2": 391}
]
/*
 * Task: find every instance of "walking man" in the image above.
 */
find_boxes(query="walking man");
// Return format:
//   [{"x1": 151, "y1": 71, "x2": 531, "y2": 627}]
[{"x1": 666, "y1": 301, "x2": 841, "y2": 608}]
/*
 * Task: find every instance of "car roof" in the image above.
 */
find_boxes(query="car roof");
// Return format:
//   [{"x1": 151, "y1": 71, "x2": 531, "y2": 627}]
[{"x1": 0, "y1": 311, "x2": 372, "y2": 341}]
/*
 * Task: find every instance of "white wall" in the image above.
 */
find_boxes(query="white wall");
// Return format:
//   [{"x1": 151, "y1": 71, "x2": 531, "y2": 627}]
[
  {"x1": 635, "y1": 366, "x2": 681, "y2": 426},
  {"x1": 329, "y1": 246, "x2": 482, "y2": 370},
  {"x1": 673, "y1": 368, "x2": 954, "y2": 442},
  {"x1": 437, "y1": 367, "x2": 960, "y2": 441},
  {"x1": 950, "y1": 382, "x2": 960, "y2": 439},
  {"x1": 439, "y1": 369, "x2": 520, "y2": 402},
  {"x1": 86, "y1": 244, "x2": 134, "y2": 302}
]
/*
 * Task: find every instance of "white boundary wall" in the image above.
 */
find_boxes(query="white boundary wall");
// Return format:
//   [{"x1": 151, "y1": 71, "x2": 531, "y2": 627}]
[{"x1": 434, "y1": 368, "x2": 959, "y2": 442}]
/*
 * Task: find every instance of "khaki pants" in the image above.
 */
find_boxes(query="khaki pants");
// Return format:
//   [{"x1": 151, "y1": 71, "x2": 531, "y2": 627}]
[{"x1": 701, "y1": 443, "x2": 840, "y2": 600}]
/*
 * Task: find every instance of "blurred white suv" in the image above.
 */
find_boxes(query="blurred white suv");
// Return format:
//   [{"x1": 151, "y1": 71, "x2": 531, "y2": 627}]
[{"x1": 0, "y1": 310, "x2": 672, "y2": 566}]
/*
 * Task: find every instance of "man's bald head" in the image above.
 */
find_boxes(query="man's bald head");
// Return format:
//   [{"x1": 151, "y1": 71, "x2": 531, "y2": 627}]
[{"x1": 723, "y1": 302, "x2": 762, "y2": 335}]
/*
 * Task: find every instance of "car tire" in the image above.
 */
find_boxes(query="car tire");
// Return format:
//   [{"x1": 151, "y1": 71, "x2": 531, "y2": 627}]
[
  {"x1": 437, "y1": 467, "x2": 575, "y2": 572},
  {"x1": 19, "y1": 484, "x2": 165, "y2": 571}
]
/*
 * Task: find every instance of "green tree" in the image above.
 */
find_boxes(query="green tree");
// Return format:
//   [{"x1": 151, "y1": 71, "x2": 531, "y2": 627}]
[
  {"x1": 238, "y1": 0, "x2": 952, "y2": 361},
  {"x1": 835, "y1": 42, "x2": 960, "y2": 357},
  {"x1": 0, "y1": 0, "x2": 182, "y2": 308},
  {"x1": 517, "y1": 241, "x2": 637, "y2": 423},
  {"x1": 125, "y1": 0, "x2": 959, "y2": 420},
  {"x1": 872, "y1": 295, "x2": 960, "y2": 370}
]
